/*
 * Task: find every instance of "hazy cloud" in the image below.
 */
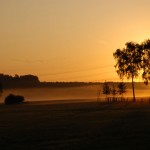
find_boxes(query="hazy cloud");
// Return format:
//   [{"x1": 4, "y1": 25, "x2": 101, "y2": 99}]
[
  {"x1": 97, "y1": 39, "x2": 107, "y2": 45},
  {"x1": 12, "y1": 58, "x2": 45, "y2": 64}
]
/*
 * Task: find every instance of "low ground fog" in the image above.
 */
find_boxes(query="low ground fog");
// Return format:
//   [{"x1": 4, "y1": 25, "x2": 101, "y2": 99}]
[{"x1": 1, "y1": 83, "x2": 150, "y2": 103}]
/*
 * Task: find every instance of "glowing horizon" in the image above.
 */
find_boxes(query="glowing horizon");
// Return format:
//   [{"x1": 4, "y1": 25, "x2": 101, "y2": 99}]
[{"x1": 0, "y1": 0, "x2": 150, "y2": 82}]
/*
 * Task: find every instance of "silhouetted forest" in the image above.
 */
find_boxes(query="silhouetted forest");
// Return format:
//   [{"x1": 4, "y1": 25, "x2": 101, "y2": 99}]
[
  {"x1": 0, "y1": 74, "x2": 99, "y2": 89},
  {"x1": 0, "y1": 73, "x2": 148, "y2": 89},
  {"x1": 0, "y1": 74, "x2": 40, "y2": 88}
]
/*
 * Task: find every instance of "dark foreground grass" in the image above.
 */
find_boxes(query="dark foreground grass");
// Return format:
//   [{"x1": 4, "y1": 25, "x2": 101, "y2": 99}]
[{"x1": 0, "y1": 101, "x2": 150, "y2": 150}]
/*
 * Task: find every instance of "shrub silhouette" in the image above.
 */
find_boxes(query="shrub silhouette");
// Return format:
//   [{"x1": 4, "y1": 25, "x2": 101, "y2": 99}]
[{"x1": 5, "y1": 94, "x2": 24, "y2": 105}]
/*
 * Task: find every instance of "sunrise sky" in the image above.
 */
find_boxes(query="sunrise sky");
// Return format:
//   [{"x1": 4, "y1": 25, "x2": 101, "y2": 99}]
[{"x1": 0, "y1": 0, "x2": 150, "y2": 82}]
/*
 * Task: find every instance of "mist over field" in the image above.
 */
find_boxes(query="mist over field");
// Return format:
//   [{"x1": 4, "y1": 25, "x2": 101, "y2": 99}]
[{"x1": 1, "y1": 84, "x2": 150, "y2": 103}]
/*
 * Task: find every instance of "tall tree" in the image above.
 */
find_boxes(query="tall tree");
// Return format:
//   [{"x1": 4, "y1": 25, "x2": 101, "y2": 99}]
[{"x1": 113, "y1": 42, "x2": 141, "y2": 102}]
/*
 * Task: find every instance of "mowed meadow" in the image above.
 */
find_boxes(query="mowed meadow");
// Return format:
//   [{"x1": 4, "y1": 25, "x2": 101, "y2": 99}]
[
  {"x1": 1, "y1": 83, "x2": 150, "y2": 149},
  {"x1": 1, "y1": 101, "x2": 150, "y2": 150}
]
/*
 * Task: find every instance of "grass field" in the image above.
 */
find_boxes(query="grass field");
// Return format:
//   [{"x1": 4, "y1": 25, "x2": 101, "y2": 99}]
[{"x1": 0, "y1": 101, "x2": 150, "y2": 150}]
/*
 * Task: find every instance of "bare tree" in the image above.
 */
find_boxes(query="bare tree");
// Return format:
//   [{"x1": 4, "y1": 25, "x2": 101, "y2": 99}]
[{"x1": 97, "y1": 87, "x2": 101, "y2": 102}]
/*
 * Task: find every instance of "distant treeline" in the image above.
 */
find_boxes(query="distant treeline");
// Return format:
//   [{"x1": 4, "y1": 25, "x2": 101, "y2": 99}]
[
  {"x1": 0, "y1": 73, "x2": 148, "y2": 89},
  {"x1": 0, "y1": 74, "x2": 99, "y2": 89},
  {"x1": 0, "y1": 74, "x2": 40, "y2": 88}
]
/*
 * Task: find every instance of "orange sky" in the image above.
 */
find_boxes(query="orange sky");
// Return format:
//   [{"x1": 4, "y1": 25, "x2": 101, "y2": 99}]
[{"x1": 0, "y1": 0, "x2": 150, "y2": 82}]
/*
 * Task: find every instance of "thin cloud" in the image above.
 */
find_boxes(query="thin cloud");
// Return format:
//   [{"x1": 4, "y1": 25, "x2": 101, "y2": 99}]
[
  {"x1": 97, "y1": 39, "x2": 107, "y2": 45},
  {"x1": 12, "y1": 58, "x2": 45, "y2": 64},
  {"x1": 39, "y1": 65, "x2": 113, "y2": 76}
]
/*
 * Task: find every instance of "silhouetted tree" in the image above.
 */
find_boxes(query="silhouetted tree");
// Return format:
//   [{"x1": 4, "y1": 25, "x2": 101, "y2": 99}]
[
  {"x1": 111, "y1": 84, "x2": 117, "y2": 101},
  {"x1": 5, "y1": 94, "x2": 24, "y2": 105},
  {"x1": 118, "y1": 82, "x2": 126, "y2": 101},
  {"x1": 103, "y1": 81, "x2": 111, "y2": 101},
  {"x1": 113, "y1": 42, "x2": 141, "y2": 102}
]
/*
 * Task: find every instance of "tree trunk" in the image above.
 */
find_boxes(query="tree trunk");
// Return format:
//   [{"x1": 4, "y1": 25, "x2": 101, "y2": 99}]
[{"x1": 132, "y1": 75, "x2": 136, "y2": 102}]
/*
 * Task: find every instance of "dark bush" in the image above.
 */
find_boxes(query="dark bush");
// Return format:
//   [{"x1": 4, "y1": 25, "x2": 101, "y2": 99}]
[{"x1": 5, "y1": 94, "x2": 24, "y2": 105}]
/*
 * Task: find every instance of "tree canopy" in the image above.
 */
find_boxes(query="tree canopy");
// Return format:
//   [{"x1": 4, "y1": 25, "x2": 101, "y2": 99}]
[
  {"x1": 113, "y1": 42, "x2": 141, "y2": 80},
  {"x1": 141, "y1": 39, "x2": 150, "y2": 85}
]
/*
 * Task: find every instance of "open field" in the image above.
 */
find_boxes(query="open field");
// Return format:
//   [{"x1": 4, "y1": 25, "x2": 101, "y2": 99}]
[
  {"x1": 1, "y1": 84, "x2": 150, "y2": 103},
  {"x1": 1, "y1": 101, "x2": 150, "y2": 150}
]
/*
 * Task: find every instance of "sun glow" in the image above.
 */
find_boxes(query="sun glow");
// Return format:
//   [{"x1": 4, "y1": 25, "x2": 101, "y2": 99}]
[{"x1": 0, "y1": 0, "x2": 150, "y2": 81}]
